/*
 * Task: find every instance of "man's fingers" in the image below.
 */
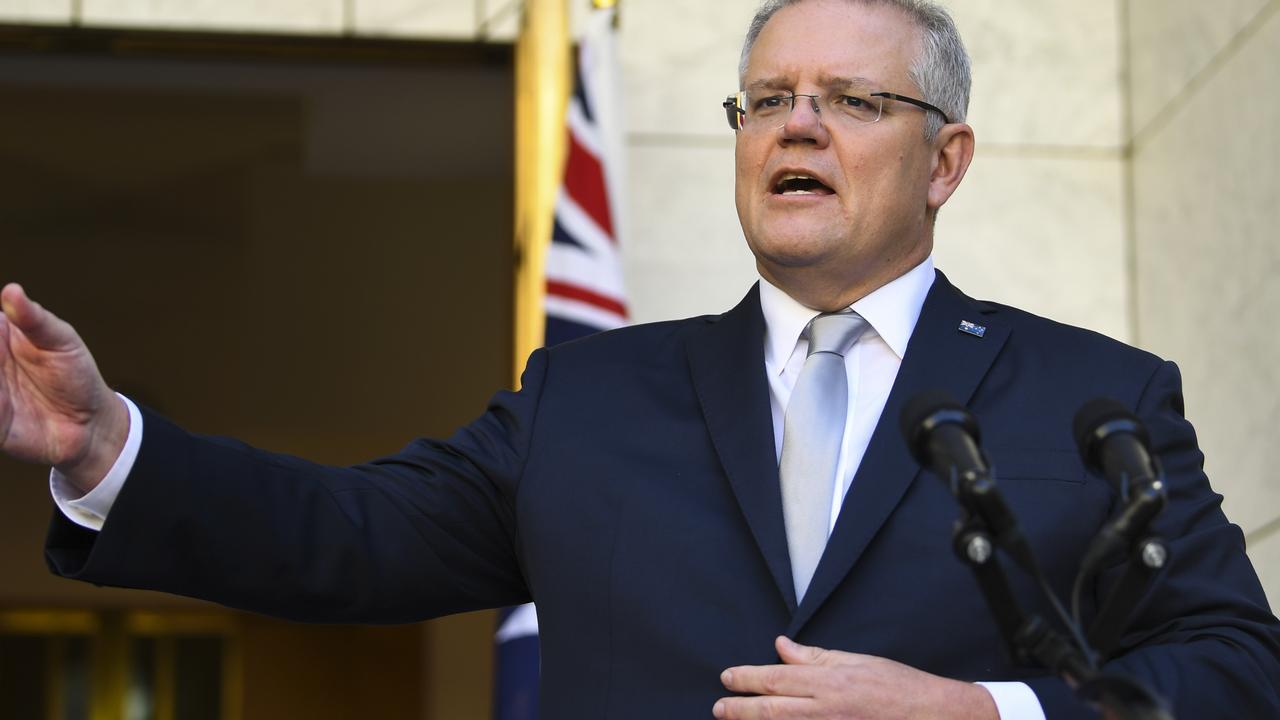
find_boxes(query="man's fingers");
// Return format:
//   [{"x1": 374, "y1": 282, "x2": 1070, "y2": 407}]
[
  {"x1": 1, "y1": 283, "x2": 78, "y2": 351},
  {"x1": 1, "y1": 283, "x2": 32, "y2": 321},
  {"x1": 775, "y1": 635, "x2": 828, "y2": 665},
  {"x1": 2, "y1": 283, "x2": 48, "y2": 333},
  {"x1": 713, "y1": 694, "x2": 814, "y2": 720},
  {"x1": 721, "y1": 664, "x2": 820, "y2": 697}
]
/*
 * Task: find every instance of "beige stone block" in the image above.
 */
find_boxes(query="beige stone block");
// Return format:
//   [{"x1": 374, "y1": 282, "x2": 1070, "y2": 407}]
[
  {"x1": 81, "y1": 0, "x2": 343, "y2": 34},
  {"x1": 476, "y1": 1, "x2": 596, "y2": 45},
  {"x1": 934, "y1": 148, "x2": 1130, "y2": 342},
  {"x1": 0, "y1": 0, "x2": 72, "y2": 24},
  {"x1": 354, "y1": 0, "x2": 476, "y2": 39},
  {"x1": 477, "y1": 0, "x2": 518, "y2": 42},
  {"x1": 620, "y1": 0, "x2": 761, "y2": 137},
  {"x1": 1132, "y1": 8, "x2": 1280, "y2": 535},
  {"x1": 623, "y1": 140, "x2": 759, "y2": 323},
  {"x1": 569, "y1": 0, "x2": 594, "y2": 39},
  {"x1": 621, "y1": 0, "x2": 1122, "y2": 147},
  {"x1": 1127, "y1": 0, "x2": 1271, "y2": 136},
  {"x1": 1245, "y1": 526, "x2": 1280, "y2": 617},
  {"x1": 944, "y1": 0, "x2": 1123, "y2": 148}
]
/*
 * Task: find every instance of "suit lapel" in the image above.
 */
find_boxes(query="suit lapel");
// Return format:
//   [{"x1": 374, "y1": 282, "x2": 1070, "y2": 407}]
[
  {"x1": 686, "y1": 285, "x2": 798, "y2": 611},
  {"x1": 787, "y1": 271, "x2": 1011, "y2": 633}
]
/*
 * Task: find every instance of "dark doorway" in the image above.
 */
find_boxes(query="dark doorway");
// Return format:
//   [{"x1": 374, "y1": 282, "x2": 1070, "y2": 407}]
[{"x1": 0, "y1": 27, "x2": 515, "y2": 719}]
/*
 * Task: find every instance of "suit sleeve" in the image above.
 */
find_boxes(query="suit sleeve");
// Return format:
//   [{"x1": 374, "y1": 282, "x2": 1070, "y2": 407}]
[
  {"x1": 44, "y1": 349, "x2": 552, "y2": 624},
  {"x1": 1026, "y1": 360, "x2": 1280, "y2": 718}
]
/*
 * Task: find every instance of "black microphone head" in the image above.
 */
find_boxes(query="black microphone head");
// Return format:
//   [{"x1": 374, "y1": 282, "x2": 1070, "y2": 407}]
[
  {"x1": 899, "y1": 390, "x2": 980, "y2": 465},
  {"x1": 1073, "y1": 397, "x2": 1151, "y2": 472}
]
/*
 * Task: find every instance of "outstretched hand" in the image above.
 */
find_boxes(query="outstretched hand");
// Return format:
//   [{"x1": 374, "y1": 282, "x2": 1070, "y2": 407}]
[
  {"x1": 0, "y1": 283, "x2": 127, "y2": 493},
  {"x1": 714, "y1": 636, "x2": 999, "y2": 720}
]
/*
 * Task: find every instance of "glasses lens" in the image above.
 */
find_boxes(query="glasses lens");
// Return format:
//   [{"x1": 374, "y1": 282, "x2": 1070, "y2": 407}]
[
  {"x1": 828, "y1": 93, "x2": 883, "y2": 124},
  {"x1": 747, "y1": 94, "x2": 793, "y2": 127},
  {"x1": 737, "y1": 92, "x2": 884, "y2": 131}
]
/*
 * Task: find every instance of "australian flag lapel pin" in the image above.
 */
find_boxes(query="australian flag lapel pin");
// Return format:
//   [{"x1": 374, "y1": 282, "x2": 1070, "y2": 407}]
[{"x1": 958, "y1": 320, "x2": 987, "y2": 338}]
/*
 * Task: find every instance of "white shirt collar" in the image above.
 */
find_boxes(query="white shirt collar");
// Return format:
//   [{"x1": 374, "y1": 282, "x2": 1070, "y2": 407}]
[{"x1": 759, "y1": 256, "x2": 936, "y2": 376}]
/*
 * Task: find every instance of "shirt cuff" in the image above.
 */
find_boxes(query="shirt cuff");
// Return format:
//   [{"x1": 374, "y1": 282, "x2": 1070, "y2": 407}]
[
  {"x1": 977, "y1": 681, "x2": 1047, "y2": 720},
  {"x1": 49, "y1": 393, "x2": 143, "y2": 531}
]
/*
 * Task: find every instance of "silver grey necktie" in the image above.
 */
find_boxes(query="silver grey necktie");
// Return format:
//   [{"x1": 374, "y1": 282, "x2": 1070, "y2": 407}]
[{"x1": 779, "y1": 311, "x2": 869, "y2": 603}]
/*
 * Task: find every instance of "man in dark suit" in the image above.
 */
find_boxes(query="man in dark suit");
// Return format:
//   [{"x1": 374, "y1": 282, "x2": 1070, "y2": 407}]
[{"x1": 2, "y1": 0, "x2": 1278, "y2": 718}]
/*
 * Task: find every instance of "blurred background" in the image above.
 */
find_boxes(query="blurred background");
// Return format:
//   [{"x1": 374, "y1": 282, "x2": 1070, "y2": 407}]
[{"x1": 0, "y1": 0, "x2": 1276, "y2": 718}]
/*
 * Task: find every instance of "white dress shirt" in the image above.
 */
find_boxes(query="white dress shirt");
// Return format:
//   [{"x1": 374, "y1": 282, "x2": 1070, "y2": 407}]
[{"x1": 52, "y1": 257, "x2": 1043, "y2": 718}]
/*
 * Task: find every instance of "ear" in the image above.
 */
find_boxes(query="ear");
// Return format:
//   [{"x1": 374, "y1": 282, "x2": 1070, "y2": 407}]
[{"x1": 926, "y1": 122, "x2": 975, "y2": 212}]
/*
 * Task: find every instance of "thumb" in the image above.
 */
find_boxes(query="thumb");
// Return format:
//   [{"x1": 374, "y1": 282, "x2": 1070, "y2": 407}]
[
  {"x1": 776, "y1": 635, "x2": 826, "y2": 665},
  {"x1": 1, "y1": 283, "x2": 79, "y2": 352}
]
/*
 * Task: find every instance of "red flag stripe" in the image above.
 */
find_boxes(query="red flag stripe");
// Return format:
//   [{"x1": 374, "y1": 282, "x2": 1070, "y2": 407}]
[
  {"x1": 563, "y1": 130, "x2": 615, "y2": 239},
  {"x1": 546, "y1": 280, "x2": 627, "y2": 317}
]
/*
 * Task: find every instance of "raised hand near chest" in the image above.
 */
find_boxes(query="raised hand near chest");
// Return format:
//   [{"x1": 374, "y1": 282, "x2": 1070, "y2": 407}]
[{"x1": 714, "y1": 636, "x2": 998, "y2": 720}]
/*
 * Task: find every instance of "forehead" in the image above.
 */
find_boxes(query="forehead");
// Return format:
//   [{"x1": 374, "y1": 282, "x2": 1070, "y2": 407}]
[{"x1": 745, "y1": 0, "x2": 921, "y2": 90}]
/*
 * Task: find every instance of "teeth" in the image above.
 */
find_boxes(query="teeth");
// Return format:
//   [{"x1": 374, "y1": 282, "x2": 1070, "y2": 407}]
[{"x1": 775, "y1": 172, "x2": 825, "y2": 194}]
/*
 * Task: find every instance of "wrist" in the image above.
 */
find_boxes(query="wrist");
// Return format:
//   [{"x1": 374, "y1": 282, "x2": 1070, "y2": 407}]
[
  {"x1": 953, "y1": 678, "x2": 1001, "y2": 720},
  {"x1": 55, "y1": 392, "x2": 130, "y2": 495}
]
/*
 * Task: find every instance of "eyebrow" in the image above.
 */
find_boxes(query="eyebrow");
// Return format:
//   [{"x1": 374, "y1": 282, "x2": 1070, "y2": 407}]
[
  {"x1": 744, "y1": 74, "x2": 881, "y2": 93},
  {"x1": 744, "y1": 77, "x2": 792, "y2": 93}
]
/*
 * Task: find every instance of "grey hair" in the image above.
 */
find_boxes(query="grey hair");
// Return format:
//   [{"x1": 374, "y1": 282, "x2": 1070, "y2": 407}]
[{"x1": 738, "y1": 0, "x2": 971, "y2": 140}]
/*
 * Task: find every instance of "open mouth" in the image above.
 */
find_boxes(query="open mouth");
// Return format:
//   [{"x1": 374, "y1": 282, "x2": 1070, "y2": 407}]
[{"x1": 772, "y1": 173, "x2": 835, "y2": 196}]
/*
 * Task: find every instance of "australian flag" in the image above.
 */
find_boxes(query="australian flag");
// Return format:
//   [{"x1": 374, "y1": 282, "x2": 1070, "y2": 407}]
[
  {"x1": 494, "y1": 5, "x2": 626, "y2": 720},
  {"x1": 542, "y1": 3, "x2": 628, "y2": 347}
]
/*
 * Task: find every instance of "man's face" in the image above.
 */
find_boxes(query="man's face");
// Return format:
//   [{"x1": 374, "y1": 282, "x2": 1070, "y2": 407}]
[{"x1": 735, "y1": 0, "x2": 939, "y2": 304}]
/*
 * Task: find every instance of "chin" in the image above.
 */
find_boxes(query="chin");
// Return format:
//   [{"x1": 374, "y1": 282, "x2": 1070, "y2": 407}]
[{"x1": 748, "y1": 229, "x2": 846, "y2": 270}]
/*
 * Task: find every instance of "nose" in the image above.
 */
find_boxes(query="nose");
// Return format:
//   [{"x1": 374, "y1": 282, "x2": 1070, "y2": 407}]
[{"x1": 779, "y1": 94, "x2": 829, "y2": 146}]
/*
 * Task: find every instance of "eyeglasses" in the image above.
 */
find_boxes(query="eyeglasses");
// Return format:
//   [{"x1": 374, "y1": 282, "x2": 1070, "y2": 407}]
[{"x1": 722, "y1": 90, "x2": 951, "y2": 132}]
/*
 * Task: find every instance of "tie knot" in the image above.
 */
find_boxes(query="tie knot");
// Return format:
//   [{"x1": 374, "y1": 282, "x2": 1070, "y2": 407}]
[{"x1": 806, "y1": 312, "x2": 868, "y2": 357}]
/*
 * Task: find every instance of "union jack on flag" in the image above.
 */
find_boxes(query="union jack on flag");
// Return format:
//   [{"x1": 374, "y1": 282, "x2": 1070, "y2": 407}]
[
  {"x1": 495, "y1": 6, "x2": 626, "y2": 720},
  {"x1": 543, "y1": 6, "x2": 628, "y2": 347}
]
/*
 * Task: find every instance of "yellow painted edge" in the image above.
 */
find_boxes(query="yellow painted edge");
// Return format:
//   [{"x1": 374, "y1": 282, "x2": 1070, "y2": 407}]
[
  {"x1": 0, "y1": 609, "x2": 100, "y2": 634},
  {"x1": 124, "y1": 610, "x2": 238, "y2": 635}
]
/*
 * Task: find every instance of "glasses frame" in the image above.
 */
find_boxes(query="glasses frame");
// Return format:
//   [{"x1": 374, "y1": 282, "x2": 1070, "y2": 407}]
[{"x1": 722, "y1": 90, "x2": 951, "y2": 131}]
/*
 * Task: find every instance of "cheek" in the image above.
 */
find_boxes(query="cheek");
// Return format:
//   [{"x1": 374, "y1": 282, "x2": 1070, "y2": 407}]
[
  {"x1": 737, "y1": 160, "x2": 764, "y2": 190},
  {"x1": 844, "y1": 149, "x2": 915, "y2": 202},
  {"x1": 735, "y1": 139, "x2": 768, "y2": 179},
  {"x1": 735, "y1": 149, "x2": 768, "y2": 220}
]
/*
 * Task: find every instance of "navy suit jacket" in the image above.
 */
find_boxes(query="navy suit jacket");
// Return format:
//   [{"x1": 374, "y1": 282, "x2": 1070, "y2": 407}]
[{"x1": 47, "y1": 271, "x2": 1280, "y2": 718}]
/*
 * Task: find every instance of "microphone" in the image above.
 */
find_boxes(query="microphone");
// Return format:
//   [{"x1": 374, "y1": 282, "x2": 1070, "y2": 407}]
[
  {"x1": 1073, "y1": 398, "x2": 1160, "y2": 500},
  {"x1": 901, "y1": 391, "x2": 1035, "y2": 572},
  {"x1": 1073, "y1": 399, "x2": 1167, "y2": 570},
  {"x1": 900, "y1": 390, "x2": 987, "y2": 490}
]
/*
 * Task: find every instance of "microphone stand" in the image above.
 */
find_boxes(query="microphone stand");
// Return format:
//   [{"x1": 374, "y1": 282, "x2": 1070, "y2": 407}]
[
  {"x1": 1086, "y1": 532, "x2": 1169, "y2": 658},
  {"x1": 1083, "y1": 476, "x2": 1171, "y2": 658},
  {"x1": 949, "y1": 474, "x2": 1174, "y2": 720},
  {"x1": 951, "y1": 495, "x2": 1095, "y2": 683}
]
